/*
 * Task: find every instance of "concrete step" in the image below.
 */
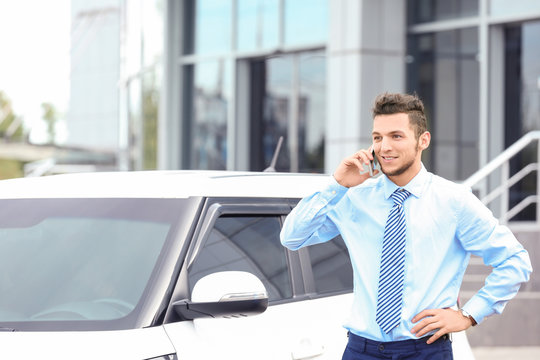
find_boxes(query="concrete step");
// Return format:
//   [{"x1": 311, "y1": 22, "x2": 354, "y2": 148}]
[
  {"x1": 459, "y1": 227, "x2": 539, "y2": 347},
  {"x1": 472, "y1": 346, "x2": 540, "y2": 360}
]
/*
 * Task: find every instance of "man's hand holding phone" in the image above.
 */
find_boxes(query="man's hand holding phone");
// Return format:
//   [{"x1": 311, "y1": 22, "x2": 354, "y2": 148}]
[{"x1": 334, "y1": 145, "x2": 380, "y2": 188}]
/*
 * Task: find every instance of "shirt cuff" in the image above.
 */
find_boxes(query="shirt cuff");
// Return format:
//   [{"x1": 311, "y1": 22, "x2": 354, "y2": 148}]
[
  {"x1": 462, "y1": 295, "x2": 492, "y2": 325},
  {"x1": 323, "y1": 175, "x2": 348, "y2": 203}
]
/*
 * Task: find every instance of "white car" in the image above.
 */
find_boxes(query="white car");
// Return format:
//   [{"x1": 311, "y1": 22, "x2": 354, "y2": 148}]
[{"x1": 0, "y1": 171, "x2": 475, "y2": 359}]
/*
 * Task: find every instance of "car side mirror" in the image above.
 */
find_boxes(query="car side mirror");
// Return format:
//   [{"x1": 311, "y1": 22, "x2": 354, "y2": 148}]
[{"x1": 173, "y1": 271, "x2": 268, "y2": 320}]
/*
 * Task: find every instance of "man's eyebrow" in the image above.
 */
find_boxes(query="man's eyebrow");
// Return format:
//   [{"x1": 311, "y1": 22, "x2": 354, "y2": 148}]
[{"x1": 371, "y1": 130, "x2": 406, "y2": 135}]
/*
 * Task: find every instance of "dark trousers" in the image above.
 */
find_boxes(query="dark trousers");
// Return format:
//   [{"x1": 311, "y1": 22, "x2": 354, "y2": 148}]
[{"x1": 342, "y1": 332, "x2": 453, "y2": 360}]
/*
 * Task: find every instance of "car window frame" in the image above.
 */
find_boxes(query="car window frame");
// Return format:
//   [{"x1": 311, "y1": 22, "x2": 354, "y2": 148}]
[
  {"x1": 283, "y1": 199, "x2": 354, "y2": 300},
  {"x1": 0, "y1": 196, "x2": 205, "y2": 332},
  {"x1": 163, "y1": 197, "x2": 309, "y2": 324}
]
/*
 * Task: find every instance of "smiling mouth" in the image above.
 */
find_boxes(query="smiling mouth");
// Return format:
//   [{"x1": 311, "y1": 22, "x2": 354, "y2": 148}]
[{"x1": 381, "y1": 156, "x2": 397, "y2": 161}]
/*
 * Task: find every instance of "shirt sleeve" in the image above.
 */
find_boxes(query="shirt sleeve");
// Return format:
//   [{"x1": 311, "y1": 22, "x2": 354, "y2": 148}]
[
  {"x1": 456, "y1": 189, "x2": 533, "y2": 324},
  {"x1": 280, "y1": 176, "x2": 349, "y2": 250}
]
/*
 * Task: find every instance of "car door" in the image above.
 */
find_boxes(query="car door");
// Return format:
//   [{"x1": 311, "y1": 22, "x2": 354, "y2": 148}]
[
  {"x1": 291, "y1": 234, "x2": 355, "y2": 358},
  {"x1": 163, "y1": 197, "x2": 352, "y2": 359}
]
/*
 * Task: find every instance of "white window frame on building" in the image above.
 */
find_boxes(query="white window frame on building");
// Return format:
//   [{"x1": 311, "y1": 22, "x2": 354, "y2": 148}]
[
  {"x1": 161, "y1": 0, "x2": 329, "y2": 173},
  {"x1": 161, "y1": 0, "x2": 408, "y2": 174}
]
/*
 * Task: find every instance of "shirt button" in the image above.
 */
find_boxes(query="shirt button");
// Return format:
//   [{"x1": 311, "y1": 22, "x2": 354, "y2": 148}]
[
  {"x1": 331, "y1": 190, "x2": 336, "y2": 194},
  {"x1": 378, "y1": 344, "x2": 384, "y2": 351}
]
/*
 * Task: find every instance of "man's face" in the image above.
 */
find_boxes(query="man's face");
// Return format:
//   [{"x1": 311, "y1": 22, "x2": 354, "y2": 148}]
[{"x1": 372, "y1": 113, "x2": 428, "y2": 184}]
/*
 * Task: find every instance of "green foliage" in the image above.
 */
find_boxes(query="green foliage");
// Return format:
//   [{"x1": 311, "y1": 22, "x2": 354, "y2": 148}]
[
  {"x1": 142, "y1": 74, "x2": 159, "y2": 170},
  {"x1": 41, "y1": 102, "x2": 58, "y2": 144},
  {"x1": 0, "y1": 158, "x2": 24, "y2": 180},
  {"x1": 0, "y1": 91, "x2": 24, "y2": 141}
]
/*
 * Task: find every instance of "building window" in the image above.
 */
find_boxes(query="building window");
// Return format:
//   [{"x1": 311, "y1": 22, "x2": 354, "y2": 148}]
[
  {"x1": 284, "y1": 0, "x2": 327, "y2": 46},
  {"x1": 122, "y1": 0, "x2": 164, "y2": 171},
  {"x1": 504, "y1": 21, "x2": 540, "y2": 220},
  {"x1": 250, "y1": 51, "x2": 326, "y2": 172},
  {"x1": 407, "y1": 27, "x2": 479, "y2": 181},
  {"x1": 181, "y1": 0, "x2": 327, "y2": 171},
  {"x1": 183, "y1": 60, "x2": 231, "y2": 170},
  {"x1": 490, "y1": 0, "x2": 540, "y2": 17},
  {"x1": 237, "y1": 0, "x2": 280, "y2": 52},
  {"x1": 407, "y1": 0, "x2": 478, "y2": 24}
]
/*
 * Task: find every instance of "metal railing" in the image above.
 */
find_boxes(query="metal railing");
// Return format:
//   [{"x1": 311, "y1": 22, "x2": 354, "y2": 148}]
[{"x1": 463, "y1": 131, "x2": 540, "y2": 224}]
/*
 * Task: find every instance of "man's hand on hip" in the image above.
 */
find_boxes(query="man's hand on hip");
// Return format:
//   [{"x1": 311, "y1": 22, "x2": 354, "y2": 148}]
[{"x1": 411, "y1": 308, "x2": 474, "y2": 344}]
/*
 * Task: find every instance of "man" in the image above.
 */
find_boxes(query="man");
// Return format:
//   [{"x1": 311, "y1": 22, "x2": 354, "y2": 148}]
[{"x1": 280, "y1": 93, "x2": 532, "y2": 359}]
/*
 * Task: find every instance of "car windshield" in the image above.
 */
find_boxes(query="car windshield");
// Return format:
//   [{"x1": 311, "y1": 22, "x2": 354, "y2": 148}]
[{"x1": 0, "y1": 198, "x2": 189, "y2": 330}]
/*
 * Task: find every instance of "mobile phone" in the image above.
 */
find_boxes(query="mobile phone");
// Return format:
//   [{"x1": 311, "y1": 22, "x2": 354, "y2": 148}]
[
  {"x1": 360, "y1": 145, "x2": 380, "y2": 177},
  {"x1": 371, "y1": 148, "x2": 380, "y2": 176}
]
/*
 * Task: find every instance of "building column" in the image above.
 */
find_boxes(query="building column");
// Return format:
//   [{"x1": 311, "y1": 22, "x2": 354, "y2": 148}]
[
  {"x1": 159, "y1": 0, "x2": 182, "y2": 170},
  {"x1": 326, "y1": 0, "x2": 406, "y2": 173}
]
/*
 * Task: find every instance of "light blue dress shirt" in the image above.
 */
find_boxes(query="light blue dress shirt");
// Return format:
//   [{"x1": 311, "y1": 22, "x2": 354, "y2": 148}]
[{"x1": 280, "y1": 165, "x2": 532, "y2": 341}]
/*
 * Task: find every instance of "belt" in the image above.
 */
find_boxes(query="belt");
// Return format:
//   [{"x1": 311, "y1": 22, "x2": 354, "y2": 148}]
[{"x1": 347, "y1": 332, "x2": 451, "y2": 353}]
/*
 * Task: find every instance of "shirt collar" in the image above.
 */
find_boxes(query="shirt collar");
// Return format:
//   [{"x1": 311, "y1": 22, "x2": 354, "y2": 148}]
[{"x1": 382, "y1": 163, "x2": 429, "y2": 200}]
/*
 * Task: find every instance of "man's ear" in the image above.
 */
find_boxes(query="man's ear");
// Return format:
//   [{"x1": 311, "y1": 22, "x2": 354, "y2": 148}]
[{"x1": 418, "y1": 131, "x2": 431, "y2": 151}]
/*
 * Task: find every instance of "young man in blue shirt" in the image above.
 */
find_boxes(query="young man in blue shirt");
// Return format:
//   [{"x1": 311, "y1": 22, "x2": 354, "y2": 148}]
[{"x1": 280, "y1": 93, "x2": 532, "y2": 359}]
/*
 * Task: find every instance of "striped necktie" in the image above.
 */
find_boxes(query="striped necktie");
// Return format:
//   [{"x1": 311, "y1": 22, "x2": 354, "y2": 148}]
[{"x1": 375, "y1": 188, "x2": 411, "y2": 333}]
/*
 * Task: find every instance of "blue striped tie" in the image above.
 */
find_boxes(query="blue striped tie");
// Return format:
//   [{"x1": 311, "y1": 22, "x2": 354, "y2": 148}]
[{"x1": 376, "y1": 188, "x2": 411, "y2": 333}]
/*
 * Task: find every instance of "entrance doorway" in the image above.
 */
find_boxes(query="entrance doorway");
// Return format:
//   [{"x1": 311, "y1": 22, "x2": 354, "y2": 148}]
[
  {"x1": 504, "y1": 21, "x2": 540, "y2": 220},
  {"x1": 249, "y1": 51, "x2": 326, "y2": 173}
]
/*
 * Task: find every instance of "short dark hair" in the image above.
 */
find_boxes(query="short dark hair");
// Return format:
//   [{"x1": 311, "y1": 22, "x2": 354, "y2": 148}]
[{"x1": 372, "y1": 92, "x2": 428, "y2": 139}]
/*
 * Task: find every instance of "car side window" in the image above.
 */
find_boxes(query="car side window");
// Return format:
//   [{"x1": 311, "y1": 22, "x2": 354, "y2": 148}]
[
  {"x1": 307, "y1": 235, "x2": 353, "y2": 294},
  {"x1": 188, "y1": 215, "x2": 293, "y2": 302}
]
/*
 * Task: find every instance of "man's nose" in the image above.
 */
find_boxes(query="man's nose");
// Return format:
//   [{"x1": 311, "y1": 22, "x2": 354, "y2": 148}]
[{"x1": 380, "y1": 138, "x2": 392, "y2": 152}]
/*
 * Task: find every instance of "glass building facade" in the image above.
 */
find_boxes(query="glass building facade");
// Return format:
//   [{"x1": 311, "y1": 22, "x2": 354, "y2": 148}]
[
  {"x1": 406, "y1": 0, "x2": 540, "y2": 219},
  {"x1": 109, "y1": 0, "x2": 540, "y2": 217},
  {"x1": 175, "y1": 0, "x2": 328, "y2": 172},
  {"x1": 119, "y1": 0, "x2": 164, "y2": 170}
]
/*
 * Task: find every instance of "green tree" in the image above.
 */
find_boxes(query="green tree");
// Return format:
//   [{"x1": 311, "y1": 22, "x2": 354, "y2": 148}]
[
  {"x1": 0, "y1": 91, "x2": 25, "y2": 179},
  {"x1": 41, "y1": 102, "x2": 58, "y2": 144},
  {"x1": 142, "y1": 73, "x2": 159, "y2": 170},
  {"x1": 0, "y1": 91, "x2": 24, "y2": 141}
]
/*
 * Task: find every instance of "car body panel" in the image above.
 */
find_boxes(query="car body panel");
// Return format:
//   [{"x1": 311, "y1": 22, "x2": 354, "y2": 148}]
[
  {"x1": 0, "y1": 171, "x2": 476, "y2": 359},
  {"x1": 0, "y1": 171, "x2": 330, "y2": 199},
  {"x1": 0, "y1": 326, "x2": 175, "y2": 359},
  {"x1": 164, "y1": 293, "x2": 352, "y2": 360}
]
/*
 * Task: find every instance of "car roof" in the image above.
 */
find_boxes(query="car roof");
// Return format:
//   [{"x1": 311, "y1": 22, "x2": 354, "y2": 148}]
[{"x1": 0, "y1": 170, "x2": 332, "y2": 199}]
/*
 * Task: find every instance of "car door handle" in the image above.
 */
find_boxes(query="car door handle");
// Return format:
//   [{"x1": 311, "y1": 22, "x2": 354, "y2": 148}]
[{"x1": 291, "y1": 338, "x2": 325, "y2": 360}]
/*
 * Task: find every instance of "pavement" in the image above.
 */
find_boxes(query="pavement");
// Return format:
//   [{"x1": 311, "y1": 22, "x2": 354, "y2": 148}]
[{"x1": 472, "y1": 347, "x2": 540, "y2": 360}]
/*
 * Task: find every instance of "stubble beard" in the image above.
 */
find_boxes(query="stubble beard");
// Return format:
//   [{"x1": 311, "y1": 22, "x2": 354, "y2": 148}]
[{"x1": 379, "y1": 142, "x2": 420, "y2": 177}]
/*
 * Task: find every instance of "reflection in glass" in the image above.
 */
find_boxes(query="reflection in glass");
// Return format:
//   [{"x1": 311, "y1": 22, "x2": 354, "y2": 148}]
[
  {"x1": 521, "y1": 22, "x2": 540, "y2": 134},
  {"x1": 141, "y1": 68, "x2": 161, "y2": 170},
  {"x1": 257, "y1": 50, "x2": 326, "y2": 173},
  {"x1": 308, "y1": 235, "x2": 353, "y2": 294},
  {"x1": 490, "y1": 0, "x2": 540, "y2": 17},
  {"x1": 125, "y1": 0, "x2": 142, "y2": 76},
  {"x1": 142, "y1": 0, "x2": 164, "y2": 67},
  {"x1": 0, "y1": 198, "x2": 185, "y2": 326},
  {"x1": 127, "y1": 70, "x2": 161, "y2": 171},
  {"x1": 285, "y1": 0, "x2": 327, "y2": 46},
  {"x1": 185, "y1": 60, "x2": 230, "y2": 170},
  {"x1": 188, "y1": 216, "x2": 292, "y2": 302},
  {"x1": 123, "y1": 0, "x2": 164, "y2": 171},
  {"x1": 407, "y1": 0, "x2": 478, "y2": 25},
  {"x1": 263, "y1": 56, "x2": 293, "y2": 171},
  {"x1": 194, "y1": 0, "x2": 232, "y2": 55},
  {"x1": 504, "y1": 21, "x2": 540, "y2": 220},
  {"x1": 237, "y1": 0, "x2": 279, "y2": 51},
  {"x1": 128, "y1": 78, "x2": 142, "y2": 170},
  {"x1": 407, "y1": 28, "x2": 479, "y2": 180},
  {"x1": 299, "y1": 52, "x2": 326, "y2": 173}
]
